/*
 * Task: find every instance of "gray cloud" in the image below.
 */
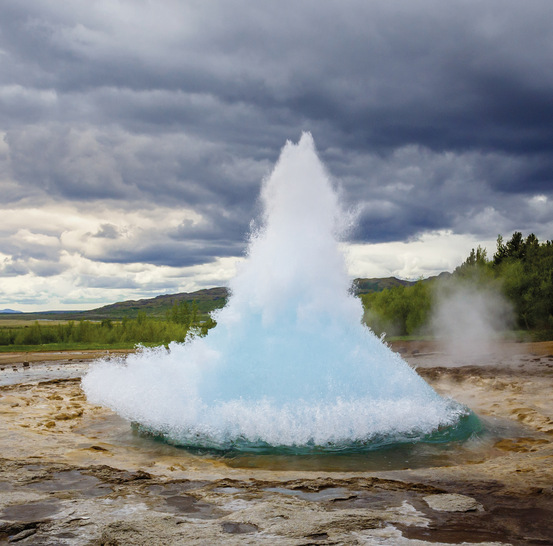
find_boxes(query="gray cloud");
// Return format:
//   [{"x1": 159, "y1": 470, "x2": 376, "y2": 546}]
[
  {"x1": 0, "y1": 257, "x2": 65, "y2": 278},
  {"x1": 93, "y1": 224, "x2": 121, "y2": 239},
  {"x1": 89, "y1": 239, "x2": 243, "y2": 269},
  {"x1": 1, "y1": 0, "x2": 552, "y2": 282}
]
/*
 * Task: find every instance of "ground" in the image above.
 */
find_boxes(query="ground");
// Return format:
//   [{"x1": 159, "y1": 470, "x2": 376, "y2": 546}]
[{"x1": 0, "y1": 342, "x2": 552, "y2": 545}]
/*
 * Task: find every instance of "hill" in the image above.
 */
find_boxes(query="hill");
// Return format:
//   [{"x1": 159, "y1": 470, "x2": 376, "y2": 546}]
[
  {"x1": 9, "y1": 275, "x2": 452, "y2": 321},
  {"x1": 12, "y1": 287, "x2": 229, "y2": 321},
  {"x1": 353, "y1": 273, "x2": 452, "y2": 295},
  {"x1": 86, "y1": 287, "x2": 229, "y2": 319},
  {"x1": 352, "y1": 277, "x2": 415, "y2": 294}
]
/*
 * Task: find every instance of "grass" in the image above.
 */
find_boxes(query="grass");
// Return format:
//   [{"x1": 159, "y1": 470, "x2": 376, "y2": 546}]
[
  {"x1": 0, "y1": 341, "x2": 162, "y2": 353},
  {"x1": 0, "y1": 319, "x2": 78, "y2": 327}
]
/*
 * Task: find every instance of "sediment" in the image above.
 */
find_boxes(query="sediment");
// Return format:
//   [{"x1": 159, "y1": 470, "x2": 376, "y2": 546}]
[{"x1": 0, "y1": 342, "x2": 552, "y2": 544}]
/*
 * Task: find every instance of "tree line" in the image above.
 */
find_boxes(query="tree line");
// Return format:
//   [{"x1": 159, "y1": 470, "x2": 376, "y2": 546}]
[
  {"x1": 2, "y1": 233, "x2": 551, "y2": 350},
  {"x1": 361, "y1": 232, "x2": 553, "y2": 338},
  {"x1": 0, "y1": 300, "x2": 216, "y2": 350}
]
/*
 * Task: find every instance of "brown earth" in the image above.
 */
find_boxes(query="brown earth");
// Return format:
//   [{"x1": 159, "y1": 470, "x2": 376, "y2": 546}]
[
  {"x1": 0, "y1": 342, "x2": 552, "y2": 544},
  {"x1": 0, "y1": 350, "x2": 133, "y2": 366}
]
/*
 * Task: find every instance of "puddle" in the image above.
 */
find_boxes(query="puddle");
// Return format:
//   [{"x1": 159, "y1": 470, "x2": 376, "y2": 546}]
[
  {"x1": 146, "y1": 482, "x2": 207, "y2": 496},
  {"x1": 401, "y1": 495, "x2": 553, "y2": 545},
  {"x1": 146, "y1": 481, "x2": 223, "y2": 519},
  {"x1": 33, "y1": 470, "x2": 112, "y2": 497},
  {"x1": 263, "y1": 486, "x2": 354, "y2": 501},
  {"x1": 164, "y1": 495, "x2": 222, "y2": 519},
  {"x1": 0, "y1": 361, "x2": 89, "y2": 386},
  {"x1": 222, "y1": 521, "x2": 259, "y2": 534},
  {"x1": 0, "y1": 501, "x2": 61, "y2": 522}
]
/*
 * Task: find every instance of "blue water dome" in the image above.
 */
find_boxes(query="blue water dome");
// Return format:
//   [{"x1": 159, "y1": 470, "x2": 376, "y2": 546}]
[{"x1": 83, "y1": 133, "x2": 471, "y2": 452}]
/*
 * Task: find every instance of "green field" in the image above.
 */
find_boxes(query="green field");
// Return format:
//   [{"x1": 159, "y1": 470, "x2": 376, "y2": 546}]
[{"x1": 0, "y1": 302, "x2": 217, "y2": 352}]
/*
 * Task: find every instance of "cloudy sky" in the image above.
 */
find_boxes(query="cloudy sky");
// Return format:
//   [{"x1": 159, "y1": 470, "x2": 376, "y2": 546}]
[{"x1": 1, "y1": 0, "x2": 552, "y2": 311}]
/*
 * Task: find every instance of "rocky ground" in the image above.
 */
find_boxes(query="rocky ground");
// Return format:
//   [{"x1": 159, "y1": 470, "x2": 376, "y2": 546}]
[{"x1": 0, "y1": 342, "x2": 552, "y2": 545}]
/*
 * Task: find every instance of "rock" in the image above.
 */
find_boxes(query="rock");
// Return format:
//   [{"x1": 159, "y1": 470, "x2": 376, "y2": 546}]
[
  {"x1": 423, "y1": 493, "x2": 483, "y2": 512},
  {"x1": 54, "y1": 409, "x2": 83, "y2": 420},
  {"x1": 9, "y1": 528, "x2": 36, "y2": 542}
]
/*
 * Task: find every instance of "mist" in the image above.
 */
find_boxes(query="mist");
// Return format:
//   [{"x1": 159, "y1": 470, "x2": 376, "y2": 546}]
[{"x1": 431, "y1": 281, "x2": 515, "y2": 361}]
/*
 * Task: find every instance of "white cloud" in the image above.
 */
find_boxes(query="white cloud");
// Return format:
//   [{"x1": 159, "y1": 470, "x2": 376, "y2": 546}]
[
  {"x1": 0, "y1": 202, "x2": 240, "y2": 311},
  {"x1": 344, "y1": 230, "x2": 498, "y2": 280}
]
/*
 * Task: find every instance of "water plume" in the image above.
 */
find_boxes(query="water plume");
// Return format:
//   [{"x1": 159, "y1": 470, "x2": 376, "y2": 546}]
[{"x1": 83, "y1": 133, "x2": 468, "y2": 451}]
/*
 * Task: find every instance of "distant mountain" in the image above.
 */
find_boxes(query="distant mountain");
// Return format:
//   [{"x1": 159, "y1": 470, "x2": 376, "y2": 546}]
[
  {"x1": 9, "y1": 274, "x2": 453, "y2": 320},
  {"x1": 84, "y1": 287, "x2": 229, "y2": 319},
  {"x1": 353, "y1": 277, "x2": 415, "y2": 294},
  {"x1": 0, "y1": 308, "x2": 23, "y2": 314},
  {"x1": 92, "y1": 276, "x2": 451, "y2": 317},
  {"x1": 6, "y1": 287, "x2": 229, "y2": 321},
  {"x1": 353, "y1": 272, "x2": 452, "y2": 295}
]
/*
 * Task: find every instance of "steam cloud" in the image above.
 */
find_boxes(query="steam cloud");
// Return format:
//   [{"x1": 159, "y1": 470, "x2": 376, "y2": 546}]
[{"x1": 431, "y1": 282, "x2": 514, "y2": 361}]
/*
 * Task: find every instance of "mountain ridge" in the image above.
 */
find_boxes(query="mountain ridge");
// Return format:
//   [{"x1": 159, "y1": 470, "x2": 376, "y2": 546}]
[{"x1": 7, "y1": 275, "x2": 450, "y2": 320}]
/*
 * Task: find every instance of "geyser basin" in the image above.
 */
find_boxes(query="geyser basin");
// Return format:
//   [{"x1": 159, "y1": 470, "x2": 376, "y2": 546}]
[{"x1": 83, "y1": 133, "x2": 473, "y2": 451}]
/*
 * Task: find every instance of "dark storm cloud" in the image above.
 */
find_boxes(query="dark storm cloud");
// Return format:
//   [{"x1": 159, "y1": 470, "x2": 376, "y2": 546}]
[
  {"x1": 91, "y1": 240, "x2": 242, "y2": 269},
  {"x1": 1, "y1": 0, "x2": 552, "y2": 270},
  {"x1": 75, "y1": 275, "x2": 139, "y2": 290},
  {"x1": 73, "y1": 276, "x2": 179, "y2": 296}
]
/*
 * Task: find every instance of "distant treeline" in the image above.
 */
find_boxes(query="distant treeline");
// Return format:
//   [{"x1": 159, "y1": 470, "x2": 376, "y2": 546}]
[
  {"x1": 0, "y1": 300, "x2": 216, "y2": 349},
  {"x1": 361, "y1": 232, "x2": 553, "y2": 339},
  {"x1": 3, "y1": 233, "x2": 551, "y2": 350}
]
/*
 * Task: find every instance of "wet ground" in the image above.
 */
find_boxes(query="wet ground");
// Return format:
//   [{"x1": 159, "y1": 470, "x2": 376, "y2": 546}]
[{"x1": 1, "y1": 342, "x2": 552, "y2": 544}]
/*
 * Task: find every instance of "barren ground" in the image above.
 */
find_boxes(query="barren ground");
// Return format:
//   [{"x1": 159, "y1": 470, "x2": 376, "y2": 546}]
[{"x1": 1, "y1": 342, "x2": 552, "y2": 545}]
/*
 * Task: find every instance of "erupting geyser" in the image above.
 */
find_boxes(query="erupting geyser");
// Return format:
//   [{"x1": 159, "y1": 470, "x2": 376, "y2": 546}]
[{"x1": 83, "y1": 133, "x2": 468, "y2": 451}]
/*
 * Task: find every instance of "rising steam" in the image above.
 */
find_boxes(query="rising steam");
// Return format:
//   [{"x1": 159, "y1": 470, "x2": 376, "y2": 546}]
[{"x1": 431, "y1": 280, "x2": 515, "y2": 360}]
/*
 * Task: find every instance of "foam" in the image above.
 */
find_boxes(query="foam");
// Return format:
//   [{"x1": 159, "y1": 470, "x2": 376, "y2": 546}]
[{"x1": 83, "y1": 133, "x2": 464, "y2": 449}]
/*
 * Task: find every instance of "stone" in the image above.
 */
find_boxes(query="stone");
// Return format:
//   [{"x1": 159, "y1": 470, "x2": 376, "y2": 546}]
[{"x1": 423, "y1": 493, "x2": 484, "y2": 512}]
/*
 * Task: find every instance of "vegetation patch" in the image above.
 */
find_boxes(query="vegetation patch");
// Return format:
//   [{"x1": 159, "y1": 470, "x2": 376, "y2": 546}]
[
  {"x1": 0, "y1": 301, "x2": 216, "y2": 351},
  {"x1": 360, "y1": 232, "x2": 553, "y2": 339}
]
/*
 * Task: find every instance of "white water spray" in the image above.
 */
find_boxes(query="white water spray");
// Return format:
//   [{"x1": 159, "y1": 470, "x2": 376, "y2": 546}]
[{"x1": 83, "y1": 134, "x2": 466, "y2": 449}]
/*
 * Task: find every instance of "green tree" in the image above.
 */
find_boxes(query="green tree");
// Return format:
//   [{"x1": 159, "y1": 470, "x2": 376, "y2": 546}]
[
  {"x1": 361, "y1": 280, "x2": 432, "y2": 336},
  {"x1": 492, "y1": 232, "x2": 553, "y2": 331}
]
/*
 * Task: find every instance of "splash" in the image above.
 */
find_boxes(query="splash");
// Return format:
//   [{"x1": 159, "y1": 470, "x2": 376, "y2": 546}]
[{"x1": 83, "y1": 133, "x2": 468, "y2": 451}]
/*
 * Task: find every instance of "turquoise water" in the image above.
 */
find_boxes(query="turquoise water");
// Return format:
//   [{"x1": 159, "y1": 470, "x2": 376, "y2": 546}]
[
  {"x1": 75, "y1": 409, "x2": 530, "y2": 473},
  {"x1": 129, "y1": 411, "x2": 490, "y2": 472},
  {"x1": 132, "y1": 409, "x2": 482, "y2": 455}
]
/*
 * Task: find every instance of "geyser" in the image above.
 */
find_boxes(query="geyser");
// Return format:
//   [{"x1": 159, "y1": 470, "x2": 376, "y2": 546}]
[{"x1": 83, "y1": 133, "x2": 468, "y2": 451}]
